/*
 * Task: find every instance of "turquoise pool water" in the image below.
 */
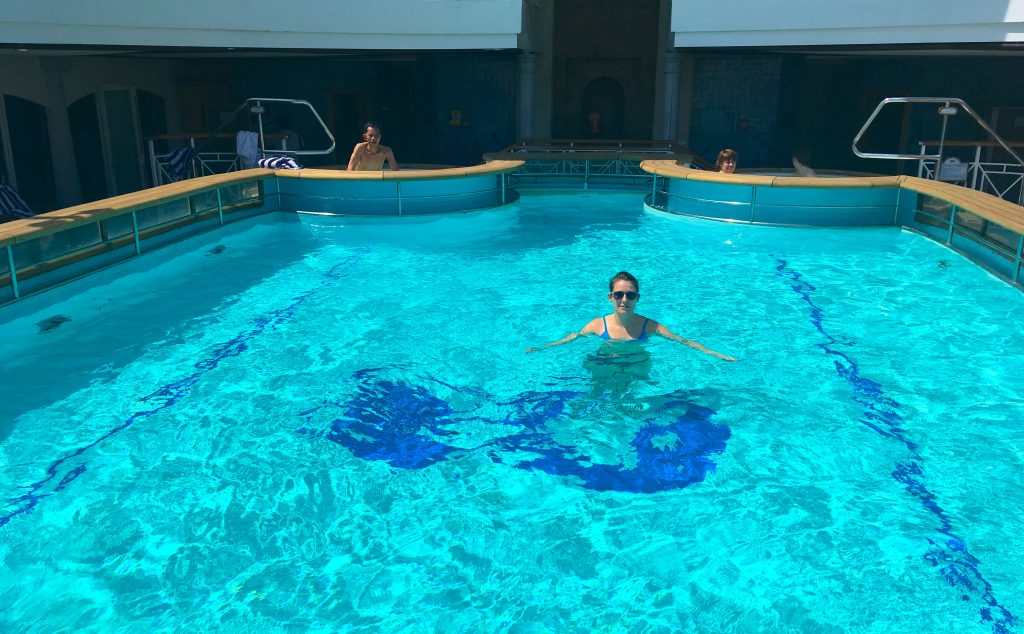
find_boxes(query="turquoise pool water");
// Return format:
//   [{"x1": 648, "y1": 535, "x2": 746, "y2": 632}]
[{"x1": 1, "y1": 191, "x2": 1022, "y2": 633}]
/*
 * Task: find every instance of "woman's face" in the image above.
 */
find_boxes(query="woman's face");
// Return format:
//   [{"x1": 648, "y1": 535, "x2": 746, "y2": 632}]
[
  {"x1": 719, "y1": 158, "x2": 737, "y2": 173},
  {"x1": 363, "y1": 127, "x2": 381, "y2": 147},
  {"x1": 608, "y1": 280, "x2": 639, "y2": 314}
]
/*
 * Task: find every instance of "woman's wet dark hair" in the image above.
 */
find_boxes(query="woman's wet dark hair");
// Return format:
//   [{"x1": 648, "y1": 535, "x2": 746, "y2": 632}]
[
  {"x1": 609, "y1": 271, "x2": 639, "y2": 292},
  {"x1": 362, "y1": 121, "x2": 382, "y2": 134},
  {"x1": 715, "y1": 148, "x2": 738, "y2": 171}
]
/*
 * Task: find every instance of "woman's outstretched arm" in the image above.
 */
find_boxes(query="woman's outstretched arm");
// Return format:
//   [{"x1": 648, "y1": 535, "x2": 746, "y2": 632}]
[
  {"x1": 654, "y1": 321, "x2": 737, "y2": 361},
  {"x1": 526, "y1": 318, "x2": 601, "y2": 353}
]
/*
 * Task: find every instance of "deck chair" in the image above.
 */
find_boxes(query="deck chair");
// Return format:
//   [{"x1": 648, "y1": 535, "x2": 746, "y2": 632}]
[
  {"x1": 166, "y1": 146, "x2": 195, "y2": 182},
  {"x1": 0, "y1": 180, "x2": 35, "y2": 223}
]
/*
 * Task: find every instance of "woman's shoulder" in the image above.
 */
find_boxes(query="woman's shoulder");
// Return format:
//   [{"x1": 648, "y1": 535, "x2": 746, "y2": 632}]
[{"x1": 581, "y1": 316, "x2": 605, "y2": 333}]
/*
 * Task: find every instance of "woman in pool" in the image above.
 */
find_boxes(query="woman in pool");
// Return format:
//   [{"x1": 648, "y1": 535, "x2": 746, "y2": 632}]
[
  {"x1": 347, "y1": 122, "x2": 399, "y2": 171},
  {"x1": 715, "y1": 148, "x2": 738, "y2": 173},
  {"x1": 525, "y1": 271, "x2": 736, "y2": 361}
]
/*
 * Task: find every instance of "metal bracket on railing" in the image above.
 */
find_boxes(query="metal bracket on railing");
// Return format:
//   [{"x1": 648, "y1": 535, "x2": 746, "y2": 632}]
[{"x1": 852, "y1": 97, "x2": 1024, "y2": 181}]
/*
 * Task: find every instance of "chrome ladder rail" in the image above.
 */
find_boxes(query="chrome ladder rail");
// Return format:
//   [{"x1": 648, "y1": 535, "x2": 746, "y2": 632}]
[
  {"x1": 193, "y1": 97, "x2": 336, "y2": 159},
  {"x1": 852, "y1": 97, "x2": 1024, "y2": 180}
]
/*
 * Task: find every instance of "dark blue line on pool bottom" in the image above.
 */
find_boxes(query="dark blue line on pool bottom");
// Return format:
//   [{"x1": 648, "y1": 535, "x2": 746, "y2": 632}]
[
  {"x1": 0, "y1": 252, "x2": 366, "y2": 530},
  {"x1": 774, "y1": 256, "x2": 1016, "y2": 634},
  {"x1": 298, "y1": 367, "x2": 731, "y2": 494}
]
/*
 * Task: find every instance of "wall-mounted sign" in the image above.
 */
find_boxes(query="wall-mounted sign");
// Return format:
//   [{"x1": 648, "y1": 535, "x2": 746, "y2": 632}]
[{"x1": 938, "y1": 157, "x2": 968, "y2": 182}]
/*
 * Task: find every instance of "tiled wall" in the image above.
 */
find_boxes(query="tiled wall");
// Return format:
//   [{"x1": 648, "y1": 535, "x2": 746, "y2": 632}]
[
  {"x1": 434, "y1": 56, "x2": 518, "y2": 166},
  {"x1": 687, "y1": 54, "x2": 783, "y2": 168}
]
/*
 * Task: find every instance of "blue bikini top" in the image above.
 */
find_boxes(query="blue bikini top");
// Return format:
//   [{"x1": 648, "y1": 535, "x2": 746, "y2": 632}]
[{"x1": 599, "y1": 316, "x2": 649, "y2": 341}]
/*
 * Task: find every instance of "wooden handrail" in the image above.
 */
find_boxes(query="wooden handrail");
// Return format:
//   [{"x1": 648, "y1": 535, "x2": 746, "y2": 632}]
[
  {"x1": 0, "y1": 161, "x2": 525, "y2": 248},
  {"x1": 0, "y1": 170, "x2": 273, "y2": 247}
]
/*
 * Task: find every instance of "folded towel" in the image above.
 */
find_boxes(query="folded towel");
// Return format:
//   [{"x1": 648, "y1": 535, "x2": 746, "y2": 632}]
[
  {"x1": 0, "y1": 182, "x2": 34, "y2": 219},
  {"x1": 257, "y1": 156, "x2": 303, "y2": 170},
  {"x1": 236, "y1": 131, "x2": 261, "y2": 169}
]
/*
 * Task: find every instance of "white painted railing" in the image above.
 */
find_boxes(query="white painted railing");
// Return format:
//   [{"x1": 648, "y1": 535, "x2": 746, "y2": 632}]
[{"x1": 916, "y1": 141, "x2": 1024, "y2": 206}]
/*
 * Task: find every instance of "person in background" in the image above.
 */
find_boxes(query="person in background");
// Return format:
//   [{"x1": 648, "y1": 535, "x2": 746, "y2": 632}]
[
  {"x1": 715, "y1": 148, "x2": 738, "y2": 173},
  {"x1": 587, "y1": 109, "x2": 603, "y2": 138},
  {"x1": 347, "y1": 122, "x2": 399, "y2": 171}
]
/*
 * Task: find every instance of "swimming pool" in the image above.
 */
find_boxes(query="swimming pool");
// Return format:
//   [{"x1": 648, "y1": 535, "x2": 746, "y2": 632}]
[{"x1": 1, "y1": 191, "x2": 1022, "y2": 632}]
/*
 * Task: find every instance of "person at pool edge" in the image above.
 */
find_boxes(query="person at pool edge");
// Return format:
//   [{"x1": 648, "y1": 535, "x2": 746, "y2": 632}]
[
  {"x1": 525, "y1": 271, "x2": 737, "y2": 361},
  {"x1": 347, "y1": 122, "x2": 399, "y2": 171},
  {"x1": 715, "y1": 148, "x2": 738, "y2": 173}
]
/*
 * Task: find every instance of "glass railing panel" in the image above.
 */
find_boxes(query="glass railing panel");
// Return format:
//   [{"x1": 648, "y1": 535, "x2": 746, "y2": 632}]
[
  {"x1": 220, "y1": 181, "x2": 263, "y2": 208},
  {"x1": 953, "y1": 210, "x2": 1019, "y2": 256},
  {"x1": 913, "y1": 195, "x2": 953, "y2": 229},
  {"x1": 134, "y1": 199, "x2": 192, "y2": 232},
  {"x1": 11, "y1": 223, "x2": 103, "y2": 270},
  {"x1": 190, "y1": 190, "x2": 220, "y2": 215},
  {"x1": 102, "y1": 214, "x2": 136, "y2": 240}
]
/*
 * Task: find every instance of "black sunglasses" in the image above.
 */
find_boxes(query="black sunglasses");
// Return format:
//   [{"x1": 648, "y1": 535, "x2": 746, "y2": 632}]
[{"x1": 612, "y1": 291, "x2": 638, "y2": 301}]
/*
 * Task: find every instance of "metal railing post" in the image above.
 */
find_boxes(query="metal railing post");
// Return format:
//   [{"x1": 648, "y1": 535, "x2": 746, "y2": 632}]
[
  {"x1": 216, "y1": 187, "x2": 224, "y2": 225},
  {"x1": 501, "y1": 173, "x2": 506, "y2": 204},
  {"x1": 131, "y1": 211, "x2": 142, "y2": 255},
  {"x1": 970, "y1": 145, "x2": 981, "y2": 190},
  {"x1": 396, "y1": 180, "x2": 402, "y2": 216},
  {"x1": 148, "y1": 138, "x2": 159, "y2": 187},
  {"x1": 947, "y1": 204, "x2": 958, "y2": 244},
  {"x1": 935, "y1": 105, "x2": 952, "y2": 181},
  {"x1": 584, "y1": 159, "x2": 590, "y2": 190},
  {"x1": 1015, "y1": 235, "x2": 1024, "y2": 285},
  {"x1": 6, "y1": 245, "x2": 19, "y2": 299}
]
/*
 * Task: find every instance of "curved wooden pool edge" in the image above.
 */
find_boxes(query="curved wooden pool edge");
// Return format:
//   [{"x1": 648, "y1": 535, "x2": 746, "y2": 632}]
[
  {"x1": 641, "y1": 160, "x2": 1024, "y2": 289},
  {"x1": 0, "y1": 160, "x2": 524, "y2": 302}
]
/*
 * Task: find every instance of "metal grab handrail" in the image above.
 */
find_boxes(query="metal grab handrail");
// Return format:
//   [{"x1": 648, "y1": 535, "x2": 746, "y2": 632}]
[
  {"x1": 852, "y1": 97, "x2": 1024, "y2": 180},
  {"x1": 193, "y1": 97, "x2": 336, "y2": 158}
]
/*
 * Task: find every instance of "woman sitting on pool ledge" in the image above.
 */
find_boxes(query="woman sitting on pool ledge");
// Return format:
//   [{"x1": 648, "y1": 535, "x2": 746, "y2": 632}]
[
  {"x1": 347, "y1": 122, "x2": 399, "y2": 171},
  {"x1": 525, "y1": 271, "x2": 737, "y2": 361}
]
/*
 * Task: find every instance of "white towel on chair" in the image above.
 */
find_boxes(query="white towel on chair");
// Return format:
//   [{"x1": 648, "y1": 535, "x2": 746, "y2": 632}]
[{"x1": 236, "y1": 131, "x2": 260, "y2": 169}]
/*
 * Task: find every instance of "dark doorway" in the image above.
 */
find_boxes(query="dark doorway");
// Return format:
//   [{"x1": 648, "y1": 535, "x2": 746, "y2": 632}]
[
  {"x1": 4, "y1": 94, "x2": 57, "y2": 212},
  {"x1": 68, "y1": 94, "x2": 107, "y2": 202},
  {"x1": 552, "y1": 0, "x2": 660, "y2": 138},
  {"x1": 137, "y1": 89, "x2": 168, "y2": 163},
  {"x1": 582, "y1": 77, "x2": 626, "y2": 139}
]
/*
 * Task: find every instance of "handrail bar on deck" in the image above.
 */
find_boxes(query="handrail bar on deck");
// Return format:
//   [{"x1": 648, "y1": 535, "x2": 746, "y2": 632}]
[
  {"x1": 852, "y1": 97, "x2": 1024, "y2": 179},
  {"x1": 193, "y1": 97, "x2": 336, "y2": 158}
]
